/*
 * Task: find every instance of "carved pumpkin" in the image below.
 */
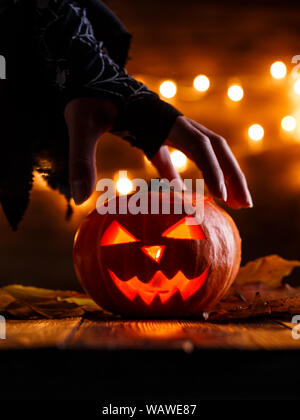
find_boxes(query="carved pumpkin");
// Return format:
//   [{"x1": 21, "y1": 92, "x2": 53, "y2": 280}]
[{"x1": 73, "y1": 191, "x2": 241, "y2": 317}]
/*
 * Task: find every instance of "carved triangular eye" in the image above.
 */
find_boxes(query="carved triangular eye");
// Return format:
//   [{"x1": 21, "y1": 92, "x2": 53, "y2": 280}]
[
  {"x1": 162, "y1": 217, "x2": 206, "y2": 240},
  {"x1": 100, "y1": 221, "x2": 139, "y2": 246}
]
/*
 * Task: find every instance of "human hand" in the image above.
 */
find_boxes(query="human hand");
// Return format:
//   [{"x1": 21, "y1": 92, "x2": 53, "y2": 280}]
[
  {"x1": 166, "y1": 116, "x2": 253, "y2": 209},
  {"x1": 65, "y1": 99, "x2": 252, "y2": 209},
  {"x1": 64, "y1": 97, "x2": 183, "y2": 204}
]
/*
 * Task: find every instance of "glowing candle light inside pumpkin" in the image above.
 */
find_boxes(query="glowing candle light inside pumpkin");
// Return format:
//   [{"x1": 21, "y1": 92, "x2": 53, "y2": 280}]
[
  {"x1": 115, "y1": 172, "x2": 133, "y2": 195},
  {"x1": 294, "y1": 79, "x2": 300, "y2": 95},
  {"x1": 281, "y1": 116, "x2": 297, "y2": 132},
  {"x1": 159, "y1": 80, "x2": 177, "y2": 98},
  {"x1": 170, "y1": 150, "x2": 188, "y2": 171},
  {"x1": 270, "y1": 61, "x2": 287, "y2": 79},
  {"x1": 227, "y1": 84, "x2": 244, "y2": 102},
  {"x1": 193, "y1": 75, "x2": 210, "y2": 92},
  {"x1": 248, "y1": 124, "x2": 264, "y2": 141}
]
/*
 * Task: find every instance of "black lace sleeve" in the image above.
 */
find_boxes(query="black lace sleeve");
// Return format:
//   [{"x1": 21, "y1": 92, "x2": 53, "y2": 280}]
[
  {"x1": 34, "y1": 0, "x2": 182, "y2": 158},
  {"x1": 0, "y1": 0, "x2": 181, "y2": 229}
]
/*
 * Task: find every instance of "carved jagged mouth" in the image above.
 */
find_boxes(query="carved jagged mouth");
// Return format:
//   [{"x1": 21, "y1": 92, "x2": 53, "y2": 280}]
[{"x1": 108, "y1": 268, "x2": 209, "y2": 305}]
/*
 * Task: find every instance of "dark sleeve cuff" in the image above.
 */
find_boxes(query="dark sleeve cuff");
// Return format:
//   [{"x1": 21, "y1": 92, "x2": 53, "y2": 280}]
[{"x1": 111, "y1": 93, "x2": 182, "y2": 159}]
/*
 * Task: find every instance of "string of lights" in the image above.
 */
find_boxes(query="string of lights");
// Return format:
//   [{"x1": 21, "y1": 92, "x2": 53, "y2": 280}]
[
  {"x1": 34, "y1": 61, "x2": 300, "y2": 198},
  {"x1": 156, "y1": 60, "x2": 299, "y2": 142},
  {"x1": 114, "y1": 60, "x2": 300, "y2": 195}
]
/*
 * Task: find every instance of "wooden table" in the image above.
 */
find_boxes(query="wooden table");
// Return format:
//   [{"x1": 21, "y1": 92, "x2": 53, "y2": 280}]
[
  {"x1": 0, "y1": 317, "x2": 299, "y2": 351},
  {"x1": 1, "y1": 317, "x2": 300, "y2": 400}
]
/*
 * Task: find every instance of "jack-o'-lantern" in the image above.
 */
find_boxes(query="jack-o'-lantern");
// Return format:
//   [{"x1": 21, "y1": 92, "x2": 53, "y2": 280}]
[{"x1": 73, "y1": 191, "x2": 241, "y2": 317}]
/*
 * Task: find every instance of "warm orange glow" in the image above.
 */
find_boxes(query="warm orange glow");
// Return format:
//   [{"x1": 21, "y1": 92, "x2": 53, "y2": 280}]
[
  {"x1": 292, "y1": 108, "x2": 300, "y2": 141},
  {"x1": 109, "y1": 267, "x2": 209, "y2": 305},
  {"x1": 144, "y1": 155, "x2": 152, "y2": 166},
  {"x1": 193, "y1": 74, "x2": 210, "y2": 92},
  {"x1": 159, "y1": 80, "x2": 177, "y2": 98},
  {"x1": 72, "y1": 196, "x2": 94, "y2": 210},
  {"x1": 170, "y1": 150, "x2": 188, "y2": 171},
  {"x1": 294, "y1": 79, "x2": 300, "y2": 95},
  {"x1": 100, "y1": 221, "x2": 139, "y2": 246},
  {"x1": 281, "y1": 115, "x2": 297, "y2": 132},
  {"x1": 248, "y1": 124, "x2": 264, "y2": 141},
  {"x1": 270, "y1": 61, "x2": 287, "y2": 79},
  {"x1": 115, "y1": 175, "x2": 133, "y2": 195},
  {"x1": 136, "y1": 322, "x2": 183, "y2": 339},
  {"x1": 162, "y1": 217, "x2": 206, "y2": 240},
  {"x1": 34, "y1": 172, "x2": 49, "y2": 190},
  {"x1": 227, "y1": 84, "x2": 244, "y2": 102},
  {"x1": 142, "y1": 245, "x2": 165, "y2": 263}
]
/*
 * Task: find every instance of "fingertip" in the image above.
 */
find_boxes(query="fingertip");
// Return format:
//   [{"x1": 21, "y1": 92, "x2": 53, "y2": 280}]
[
  {"x1": 71, "y1": 180, "x2": 90, "y2": 205},
  {"x1": 220, "y1": 183, "x2": 227, "y2": 202},
  {"x1": 212, "y1": 183, "x2": 227, "y2": 202},
  {"x1": 245, "y1": 191, "x2": 253, "y2": 208},
  {"x1": 244, "y1": 200, "x2": 253, "y2": 209},
  {"x1": 225, "y1": 196, "x2": 254, "y2": 209}
]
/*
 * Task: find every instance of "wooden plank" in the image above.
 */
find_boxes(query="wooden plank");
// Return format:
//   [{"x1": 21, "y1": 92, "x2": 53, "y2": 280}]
[
  {"x1": 67, "y1": 319, "x2": 300, "y2": 350},
  {"x1": 1, "y1": 318, "x2": 300, "y2": 350},
  {"x1": 0, "y1": 318, "x2": 82, "y2": 350}
]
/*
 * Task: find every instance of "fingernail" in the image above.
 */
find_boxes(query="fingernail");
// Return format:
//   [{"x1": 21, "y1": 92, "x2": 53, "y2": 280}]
[
  {"x1": 245, "y1": 192, "x2": 253, "y2": 208},
  {"x1": 72, "y1": 180, "x2": 89, "y2": 204},
  {"x1": 220, "y1": 183, "x2": 227, "y2": 202}
]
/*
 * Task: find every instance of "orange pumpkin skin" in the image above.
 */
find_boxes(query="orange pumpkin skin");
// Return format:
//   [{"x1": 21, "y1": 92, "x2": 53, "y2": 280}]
[{"x1": 73, "y1": 192, "x2": 241, "y2": 317}]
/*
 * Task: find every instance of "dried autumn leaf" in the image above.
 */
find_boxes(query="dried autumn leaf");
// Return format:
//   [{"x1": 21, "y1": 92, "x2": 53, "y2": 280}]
[
  {"x1": 57, "y1": 296, "x2": 102, "y2": 312},
  {"x1": 0, "y1": 284, "x2": 109, "y2": 319},
  {"x1": 28, "y1": 300, "x2": 85, "y2": 319},
  {"x1": 204, "y1": 255, "x2": 300, "y2": 321},
  {"x1": 0, "y1": 291, "x2": 16, "y2": 311},
  {"x1": 205, "y1": 284, "x2": 300, "y2": 321},
  {"x1": 234, "y1": 254, "x2": 300, "y2": 289},
  {"x1": 1, "y1": 284, "x2": 73, "y2": 301},
  {"x1": 5, "y1": 301, "x2": 42, "y2": 319},
  {"x1": 2, "y1": 255, "x2": 300, "y2": 322}
]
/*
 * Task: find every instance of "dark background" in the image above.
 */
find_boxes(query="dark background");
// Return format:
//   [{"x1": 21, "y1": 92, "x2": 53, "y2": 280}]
[{"x1": 1, "y1": 0, "x2": 300, "y2": 290}]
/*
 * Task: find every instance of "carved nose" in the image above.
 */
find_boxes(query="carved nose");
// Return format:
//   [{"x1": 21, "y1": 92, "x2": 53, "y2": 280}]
[{"x1": 141, "y1": 245, "x2": 165, "y2": 263}]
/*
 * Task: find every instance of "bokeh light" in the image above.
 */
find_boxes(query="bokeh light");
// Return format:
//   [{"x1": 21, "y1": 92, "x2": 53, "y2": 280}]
[
  {"x1": 270, "y1": 61, "x2": 287, "y2": 79},
  {"x1": 193, "y1": 74, "x2": 210, "y2": 92},
  {"x1": 227, "y1": 84, "x2": 244, "y2": 102},
  {"x1": 170, "y1": 150, "x2": 188, "y2": 171},
  {"x1": 281, "y1": 115, "x2": 297, "y2": 132},
  {"x1": 293, "y1": 108, "x2": 300, "y2": 139},
  {"x1": 248, "y1": 124, "x2": 264, "y2": 141},
  {"x1": 159, "y1": 80, "x2": 177, "y2": 98},
  {"x1": 294, "y1": 79, "x2": 300, "y2": 95},
  {"x1": 115, "y1": 174, "x2": 133, "y2": 195}
]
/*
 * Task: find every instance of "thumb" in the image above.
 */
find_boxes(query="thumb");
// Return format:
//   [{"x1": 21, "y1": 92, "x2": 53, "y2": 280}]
[
  {"x1": 65, "y1": 100, "x2": 100, "y2": 205},
  {"x1": 69, "y1": 140, "x2": 97, "y2": 205},
  {"x1": 65, "y1": 97, "x2": 118, "y2": 205}
]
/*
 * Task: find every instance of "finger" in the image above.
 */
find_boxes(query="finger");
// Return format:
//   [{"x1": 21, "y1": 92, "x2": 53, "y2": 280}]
[
  {"x1": 65, "y1": 105, "x2": 99, "y2": 205},
  {"x1": 189, "y1": 131, "x2": 227, "y2": 201},
  {"x1": 187, "y1": 119, "x2": 253, "y2": 208},
  {"x1": 150, "y1": 146, "x2": 185, "y2": 190},
  {"x1": 65, "y1": 97, "x2": 118, "y2": 205},
  {"x1": 167, "y1": 118, "x2": 227, "y2": 201},
  {"x1": 168, "y1": 128, "x2": 227, "y2": 200},
  {"x1": 69, "y1": 132, "x2": 98, "y2": 205}
]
